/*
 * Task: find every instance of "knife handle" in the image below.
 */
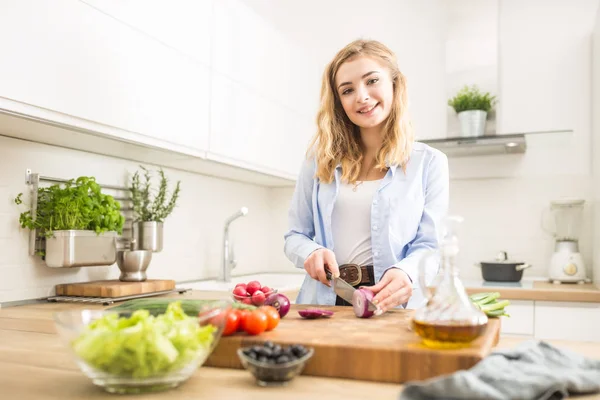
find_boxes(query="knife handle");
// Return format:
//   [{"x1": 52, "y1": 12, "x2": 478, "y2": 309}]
[{"x1": 324, "y1": 267, "x2": 333, "y2": 280}]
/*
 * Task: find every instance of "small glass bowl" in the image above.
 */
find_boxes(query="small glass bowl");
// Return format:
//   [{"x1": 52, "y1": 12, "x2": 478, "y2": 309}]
[
  {"x1": 232, "y1": 289, "x2": 278, "y2": 306},
  {"x1": 237, "y1": 346, "x2": 314, "y2": 387},
  {"x1": 53, "y1": 300, "x2": 229, "y2": 394}
]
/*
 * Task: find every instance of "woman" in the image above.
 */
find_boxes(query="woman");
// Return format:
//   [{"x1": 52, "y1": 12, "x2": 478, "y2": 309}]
[{"x1": 284, "y1": 39, "x2": 449, "y2": 313}]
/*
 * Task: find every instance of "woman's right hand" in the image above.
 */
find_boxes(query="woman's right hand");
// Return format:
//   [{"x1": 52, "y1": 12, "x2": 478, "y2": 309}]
[{"x1": 304, "y1": 248, "x2": 340, "y2": 286}]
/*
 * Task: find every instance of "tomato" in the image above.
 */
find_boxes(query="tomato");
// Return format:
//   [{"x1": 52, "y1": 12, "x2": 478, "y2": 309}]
[
  {"x1": 237, "y1": 309, "x2": 252, "y2": 332},
  {"x1": 244, "y1": 309, "x2": 268, "y2": 335},
  {"x1": 260, "y1": 305, "x2": 280, "y2": 331},
  {"x1": 222, "y1": 309, "x2": 239, "y2": 336}
]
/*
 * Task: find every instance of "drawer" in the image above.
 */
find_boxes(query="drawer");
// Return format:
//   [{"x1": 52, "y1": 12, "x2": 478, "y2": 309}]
[{"x1": 534, "y1": 301, "x2": 600, "y2": 342}]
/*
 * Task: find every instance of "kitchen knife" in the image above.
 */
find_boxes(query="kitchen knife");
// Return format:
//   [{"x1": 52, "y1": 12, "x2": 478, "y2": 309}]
[{"x1": 325, "y1": 268, "x2": 378, "y2": 312}]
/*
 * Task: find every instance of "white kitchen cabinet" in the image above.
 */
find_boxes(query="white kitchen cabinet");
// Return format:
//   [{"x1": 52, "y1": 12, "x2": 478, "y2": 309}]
[
  {"x1": 534, "y1": 301, "x2": 600, "y2": 342},
  {"x1": 499, "y1": 300, "x2": 535, "y2": 336},
  {"x1": 81, "y1": 0, "x2": 213, "y2": 68},
  {"x1": 209, "y1": 71, "x2": 314, "y2": 178},
  {"x1": 213, "y1": 0, "x2": 292, "y2": 111},
  {"x1": 498, "y1": 1, "x2": 589, "y2": 134},
  {"x1": 0, "y1": 0, "x2": 209, "y2": 153},
  {"x1": 209, "y1": 0, "x2": 317, "y2": 178}
]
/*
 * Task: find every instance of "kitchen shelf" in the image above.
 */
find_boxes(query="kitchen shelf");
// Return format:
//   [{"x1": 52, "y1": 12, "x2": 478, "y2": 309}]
[{"x1": 421, "y1": 130, "x2": 573, "y2": 158}]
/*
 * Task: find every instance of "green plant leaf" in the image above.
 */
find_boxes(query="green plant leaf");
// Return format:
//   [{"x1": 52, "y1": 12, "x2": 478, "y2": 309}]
[
  {"x1": 130, "y1": 166, "x2": 181, "y2": 223},
  {"x1": 448, "y1": 85, "x2": 497, "y2": 113}
]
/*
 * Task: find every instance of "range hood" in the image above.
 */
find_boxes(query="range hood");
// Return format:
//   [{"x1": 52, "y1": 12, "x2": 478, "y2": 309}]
[{"x1": 420, "y1": 130, "x2": 571, "y2": 158}]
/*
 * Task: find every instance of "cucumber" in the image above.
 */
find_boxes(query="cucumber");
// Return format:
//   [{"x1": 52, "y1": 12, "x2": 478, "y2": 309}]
[
  {"x1": 108, "y1": 298, "x2": 256, "y2": 316},
  {"x1": 469, "y1": 291, "x2": 510, "y2": 318}
]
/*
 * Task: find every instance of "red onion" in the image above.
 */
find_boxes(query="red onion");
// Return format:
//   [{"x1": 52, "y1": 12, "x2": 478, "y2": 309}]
[
  {"x1": 352, "y1": 288, "x2": 375, "y2": 318},
  {"x1": 298, "y1": 308, "x2": 334, "y2": 319},
  {"x1": 264, "y1": 293, "x2": 291, "y2": 318}
]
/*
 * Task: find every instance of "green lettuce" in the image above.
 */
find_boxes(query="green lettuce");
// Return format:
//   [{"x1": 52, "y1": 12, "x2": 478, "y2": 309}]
[{"x1": 72, "y1": 301, "x2": 216, "y2": 378}]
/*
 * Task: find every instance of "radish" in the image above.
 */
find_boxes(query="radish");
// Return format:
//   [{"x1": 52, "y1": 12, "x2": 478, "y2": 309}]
[
  {"x1": 246, "y1": 281, "x2": 262, "y2": 295},
  {"x1": 352, "y1": 288, "x2": 376, "y2": 318}
]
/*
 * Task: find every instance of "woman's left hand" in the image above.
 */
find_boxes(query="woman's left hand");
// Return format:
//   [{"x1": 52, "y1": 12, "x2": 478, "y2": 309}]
[{"x1": 368, "y1": 268, "x2": 413, "y2": 314}]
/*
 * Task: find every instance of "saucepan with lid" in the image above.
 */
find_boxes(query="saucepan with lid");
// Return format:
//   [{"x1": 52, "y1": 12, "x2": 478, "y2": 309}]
[{"x1": 475, "y1": 251, "x2": 531, "y2": 282}]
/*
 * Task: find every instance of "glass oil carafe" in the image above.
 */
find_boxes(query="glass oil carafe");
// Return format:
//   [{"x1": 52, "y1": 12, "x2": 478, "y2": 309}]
[{"x1": 412, "y1": 216, "x2": 488, "y2": 349}]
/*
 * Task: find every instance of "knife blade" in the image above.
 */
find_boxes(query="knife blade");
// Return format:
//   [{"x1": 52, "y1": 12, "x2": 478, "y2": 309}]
[{"x1": 325, "y1": 267, "x2": 378, "y2": 312}]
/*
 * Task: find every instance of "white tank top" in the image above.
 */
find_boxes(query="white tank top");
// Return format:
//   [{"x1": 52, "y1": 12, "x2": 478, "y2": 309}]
[{"x1": 331, "y1": 179, "x2": 382, "y2": 266}]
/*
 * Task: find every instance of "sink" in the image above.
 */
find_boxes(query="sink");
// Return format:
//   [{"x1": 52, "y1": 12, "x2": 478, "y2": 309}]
[{"x1": 177, "y1": 273, "x2": 305, "y2": 293}]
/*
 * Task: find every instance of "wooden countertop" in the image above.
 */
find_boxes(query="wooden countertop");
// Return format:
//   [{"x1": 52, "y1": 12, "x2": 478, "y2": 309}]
[
  {"x1": 1, "y1": 292, "x2": 600, "y2": 399},
  {"x1": 464, "y1": 280, "x2": 600, "y2": 303}
]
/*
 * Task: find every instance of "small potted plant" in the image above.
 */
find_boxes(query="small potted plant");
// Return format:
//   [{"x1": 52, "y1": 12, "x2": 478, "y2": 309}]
[
  {"x1": 14, "y1": 176, "x2": 125, "y2": 268},
  {"x1": 130, "y1": 166, "x2": 181, "y2": 252},
  {"x1": 448, "y1": 85, "x2": 497, "y2": 137}
]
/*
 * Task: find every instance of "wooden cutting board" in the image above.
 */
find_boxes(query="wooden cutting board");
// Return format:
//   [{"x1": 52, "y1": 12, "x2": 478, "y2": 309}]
[
  {"x1": 55, "y1": 279, "x2": 176, "y2": 298},
  {"x1": 205, "y1": 304, "x2": 501, "y2": 384}
]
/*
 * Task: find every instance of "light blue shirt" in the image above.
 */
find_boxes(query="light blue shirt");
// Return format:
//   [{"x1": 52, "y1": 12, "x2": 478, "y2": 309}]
[{"x1": 283, "y1": 142, "x2": 450, "y2": 309}]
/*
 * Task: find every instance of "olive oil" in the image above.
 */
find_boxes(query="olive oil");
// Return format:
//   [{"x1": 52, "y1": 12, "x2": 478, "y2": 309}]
[{"x1": 412, "y1": 320, "x2": 487, "y2": 349}]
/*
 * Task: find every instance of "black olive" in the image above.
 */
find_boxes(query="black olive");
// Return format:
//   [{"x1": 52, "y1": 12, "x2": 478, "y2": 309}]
[
  {"x1": 258, "y1": 356, "x2": 268, "y2": 363},
  {"x1": 276, "y1": 355, "x2": 290, "y2": 364},
  {"x1": 260, "y1": 347, "x2": 273, "y2": 358},
  {"x1": 263, "y1": 341, "x2": 275, "y2": 349},
  {"x1": 283, "y1": 348, "x2": 294, "y2": 358},
  {"x1": 271, "y1": 348, "x2": 282, "y2": 358},
  {"x1": 251, "y1": 345, "x2": 262, "y2": 353}
]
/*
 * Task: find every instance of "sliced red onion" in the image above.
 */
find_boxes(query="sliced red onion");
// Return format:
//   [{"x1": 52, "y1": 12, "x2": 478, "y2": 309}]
[
  {"x1": 298, "y1": 308, "x2": 334, "y2": 319},
  {"x1": 353, "y1": 288, "x2": 375, "y2": 318}
]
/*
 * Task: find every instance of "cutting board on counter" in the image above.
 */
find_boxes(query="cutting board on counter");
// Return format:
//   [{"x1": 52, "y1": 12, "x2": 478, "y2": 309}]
[
  {"x1": 55, "y1": 279, "x2": 176, "y2": 298},
  {"x1": 205, "y1": 304, "x2": 501, "y2": 384}
]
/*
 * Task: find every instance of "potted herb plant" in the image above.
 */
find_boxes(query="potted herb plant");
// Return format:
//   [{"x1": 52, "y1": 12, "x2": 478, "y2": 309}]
[
  {"x1": 14, "y1": 176, "x2": 125, "y2": 268},
  {"x1": 448, "y1": 85, "x2": 497, "y2": 137},
  {"x1": 130, "y1": 166, "x2": 181, "y2": 252}
]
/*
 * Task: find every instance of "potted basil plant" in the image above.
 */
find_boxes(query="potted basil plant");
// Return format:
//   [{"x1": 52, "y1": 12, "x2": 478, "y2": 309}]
[
  {"x1": 130, "y1": 166, "x2": 181, "y2": 252},
  {"x1": 14, "y1": 176, "x2": 125, "y2": 268},
  {"x1": 448, "y1": 85, "x2": 497, "y2": 137}
]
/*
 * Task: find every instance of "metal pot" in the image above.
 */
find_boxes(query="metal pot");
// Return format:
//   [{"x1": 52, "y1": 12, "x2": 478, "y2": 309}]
[
  {"x1": 475, "y1": 251, "x2": 532, "y2": 282},
  {"x1": 133, "y1": 221, "x2": 164, "y2": 252}
]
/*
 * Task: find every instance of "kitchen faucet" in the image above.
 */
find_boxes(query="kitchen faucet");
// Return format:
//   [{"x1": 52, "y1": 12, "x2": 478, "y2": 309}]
[{"x1": 221, "y1": 207, "x2": 248, "y2": 282}]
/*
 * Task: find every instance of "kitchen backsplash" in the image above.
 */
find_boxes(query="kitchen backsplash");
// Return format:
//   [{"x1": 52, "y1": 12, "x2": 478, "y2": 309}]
[{"x1": 0, "y1": 135, "x2": 289, "y2": 303}]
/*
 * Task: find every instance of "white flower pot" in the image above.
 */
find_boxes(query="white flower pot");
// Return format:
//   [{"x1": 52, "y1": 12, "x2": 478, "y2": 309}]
[{"x1": 458, "y1": 110, "x2": 487, "y2": 137}]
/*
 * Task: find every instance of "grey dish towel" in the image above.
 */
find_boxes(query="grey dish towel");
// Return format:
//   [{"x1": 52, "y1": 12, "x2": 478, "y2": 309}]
[{"x1": 399, "y1": 340, "x2": 600, "y2": 400}]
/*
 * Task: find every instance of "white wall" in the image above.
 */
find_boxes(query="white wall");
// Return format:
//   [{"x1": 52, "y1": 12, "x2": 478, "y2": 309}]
[
  {"x1": 0, "y1": 135, "x2": 278, "y2": 303},
  {"x1": 593, "y1": 4, "x2": 600, "y2": 287},
  {"x1": 240, "y1": 0, "x2": 448, "y2": 141}
]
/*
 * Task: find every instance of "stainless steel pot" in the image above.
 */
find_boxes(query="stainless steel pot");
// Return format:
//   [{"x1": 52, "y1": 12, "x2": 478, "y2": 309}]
[
  {"x1": 133, "y1": 221, "x2": 163, "y2": 252},
  {"x1": 475, "y1": 251, "x2": 531, "y2": 282}
]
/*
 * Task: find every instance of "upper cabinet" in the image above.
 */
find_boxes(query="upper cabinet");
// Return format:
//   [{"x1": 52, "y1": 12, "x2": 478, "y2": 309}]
[
  {"x1": 209, "y1": 0, "x2": 317, "y2": 177},
  {"x1": 0, "y1": 0, "x2": 314, "y2": 183},
  {"x1": 81, "y1": 0, "x2": 213, "y2": 68},
  {"x1": 0, "y1": 0, "x2": 210, "y2": 153}
]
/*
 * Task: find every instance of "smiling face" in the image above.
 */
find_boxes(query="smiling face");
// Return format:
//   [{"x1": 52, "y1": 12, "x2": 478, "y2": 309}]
[{"x1": 334, "y1": 56, "x2": 394, "y2": 131}]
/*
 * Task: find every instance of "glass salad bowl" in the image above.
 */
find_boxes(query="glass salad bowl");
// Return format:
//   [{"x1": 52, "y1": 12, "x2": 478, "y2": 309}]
[{"x1": 53, "y1": 300, "x2": 229, "y2": 394}]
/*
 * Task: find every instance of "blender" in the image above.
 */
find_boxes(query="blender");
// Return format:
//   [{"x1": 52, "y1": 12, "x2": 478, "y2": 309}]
[{"x1": 542, "y1": 199, "x2": 589, "y2": 284}]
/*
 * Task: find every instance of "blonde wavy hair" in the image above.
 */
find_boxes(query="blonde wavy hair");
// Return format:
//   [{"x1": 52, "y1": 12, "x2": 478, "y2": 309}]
[{"x1": 307, "y1": 39, "x2": 414, "y2": 184}]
